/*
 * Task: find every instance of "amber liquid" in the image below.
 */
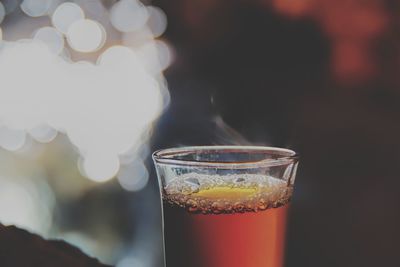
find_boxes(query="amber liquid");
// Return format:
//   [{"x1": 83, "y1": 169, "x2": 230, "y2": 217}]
[{"x1": 162, "y1": 177, "x2": 291, "y2": 267}]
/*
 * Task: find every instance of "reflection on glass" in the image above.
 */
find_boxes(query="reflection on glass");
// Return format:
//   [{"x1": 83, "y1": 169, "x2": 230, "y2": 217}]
[{"x1": 153, "y1": 146, "x2": 299, "y2": 267}]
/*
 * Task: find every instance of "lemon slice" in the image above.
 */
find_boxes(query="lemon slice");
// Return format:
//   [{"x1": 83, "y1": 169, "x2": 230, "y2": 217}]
[{"x1": 192, "y1": 186, "x2": 257, "y2": 200}]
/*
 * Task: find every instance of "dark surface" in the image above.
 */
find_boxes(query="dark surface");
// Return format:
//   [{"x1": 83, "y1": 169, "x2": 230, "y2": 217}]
[{"x1": 0, "y1": 224, "x2": 112, "y2": 267}]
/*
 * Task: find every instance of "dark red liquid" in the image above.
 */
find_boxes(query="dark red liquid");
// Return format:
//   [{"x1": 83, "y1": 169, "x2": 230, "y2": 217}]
[{"x1": 163, "y1": 200, "x2": 288, "y2": 267}]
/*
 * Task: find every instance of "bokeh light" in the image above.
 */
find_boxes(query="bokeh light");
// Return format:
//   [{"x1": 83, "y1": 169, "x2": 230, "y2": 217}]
[
  {"x1": 269, "y1": 0, "x2": 388, "y2": 85},
  {"x1": 272, "y1": 0, "x2": 313, "y2": 17},
  {"x1": 51, "y1": 2, "x2": 85, "y2": 34},
  {"x1": 33, "y1": 26, "x2": 64, "y2": 54},
  {"x1": 0, "y1": 2, "x2": 5, "y2": 24},
  {"x1": 0, "y1": 37, "x2": 166, "y2": 182},
  {"x1": 28, "y1": 124, "x2": 57, "y2": 143},
  {"x1": 122, "y1": 28, "x2": 153, "y2": 49},
  {"x1": 117, "y1": 256, "x2": 146, "y2": 267},
  {"x1": 46, "y1": 0, "x2": 63, "y2": 15},
  {"x1": 117, "y1": 161, "x2": 149, "y2": 192},
  {"x1": 0, "y1": 1, "x2": 171, "y2": 265},
  {"x1": 136, "y1": 40, "x2": 173, "y2": 74},
  {"x1": 0, "y1": 177, "x2": 54, "y2": 235},
  {"x1": 83, "y1": 153, "x2": 120, "y2": 183},
  {"x1": 20, "y1": 0, "x2": 52, "y2": 17},
  {"x1": 76, "y1": 0, "x2": 106, "y2": 21},
  {"x1": 0, "y1": 126, "x2": 26, "y2": 151},
  {"x1": 146, "y1": 6, "x2": 167, "y2": 38},
  {"x1": 110, "y1": 0, "x2": 149, "y2": 32},
  {"x1": 0, "y1": 40, "x2": 62, "y2": 130},
  {"x1": 66, "y1": 19, "x2": 106, "y2": 53}
]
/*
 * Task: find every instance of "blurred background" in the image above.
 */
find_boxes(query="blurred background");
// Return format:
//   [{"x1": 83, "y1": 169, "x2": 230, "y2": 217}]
[{"x1": 0, "y1": 0, "x2": 399, "y2": 266}]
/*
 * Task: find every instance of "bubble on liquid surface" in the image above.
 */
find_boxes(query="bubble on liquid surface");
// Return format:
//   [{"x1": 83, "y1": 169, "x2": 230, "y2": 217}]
[
  {"x1": 257, "y1": 198, "x2": 268, "y2": 210},
  {"x1": 183, "y1": 177, "x2": 200, "y2": 193},
  {"x1": 234, "y1": 177, "x2": 246, "y2": 183},
  {"x1": 164, "y1": 173, "x2": 293, "y2": 214}
]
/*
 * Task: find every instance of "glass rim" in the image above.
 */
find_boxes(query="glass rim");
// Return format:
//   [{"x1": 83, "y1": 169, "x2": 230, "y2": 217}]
[{"x1": 152, "y1": 145, "x2": 299, "y2": 169}]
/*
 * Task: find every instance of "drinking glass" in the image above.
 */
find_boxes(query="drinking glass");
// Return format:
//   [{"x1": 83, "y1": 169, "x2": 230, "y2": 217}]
[{"x1": 153, "y1": 146, "x2": 299, "y2": 267}]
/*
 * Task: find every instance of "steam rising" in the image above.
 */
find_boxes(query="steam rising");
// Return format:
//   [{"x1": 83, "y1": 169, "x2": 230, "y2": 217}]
[{"x1": 213, "y1": 116, "x2": 252, "y2": 145}]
